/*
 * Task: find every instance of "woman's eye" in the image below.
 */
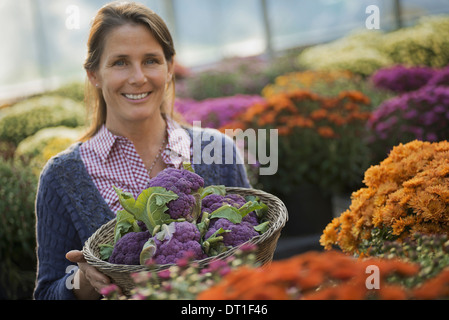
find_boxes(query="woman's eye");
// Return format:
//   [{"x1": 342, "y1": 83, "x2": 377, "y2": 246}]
[
  {"x1": 144, "y1": 59, "x2": 156, "y2": 65},
  {"x1": 113, "y1": 60, "x2": 126, "y2": 66}
]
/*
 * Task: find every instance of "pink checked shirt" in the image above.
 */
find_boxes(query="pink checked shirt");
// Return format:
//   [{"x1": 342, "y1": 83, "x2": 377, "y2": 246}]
[{"x1": 79, "y1": 117, "x2": 192, "y2": 213}]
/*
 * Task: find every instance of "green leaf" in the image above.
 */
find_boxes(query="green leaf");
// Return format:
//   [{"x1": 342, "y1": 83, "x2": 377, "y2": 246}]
[
  {"x1": 254, "y1": 221, "x2": 270, "y2": 234},
  {"x1": 203, "y1": 228, "x2": 230, "y2": 256},
  {"x1": 99, "y1": 243, "x2": 114, "y2": 261},
  {"x1": 197, "y1": 212, "x2": 210, "y2": 238},
  {"x1": 114, "y1": 210, "x2": 140, "y2": 244},
  {"x1": 244, "y1": 196, "x2": 268, "y2": 219},
  {"x1": 114, "y1": 186, "x2": 178, "y2": 234},
  {"x1": 113, "y1": 186, "x2": 138, "y2": 214},
  {"x1": 200, "y1": 185, "x2": 226, "y2": 199},
  {"x1": 139, "y1": 238, "x2": 157, "y2": 265},
  {"x1": 183, "y1": 162, "x2": 194, "y2": 172},
  {"x1": 238, "y1": 201, "x2": 265, "y2": 218},
  {"x1": 155, "y1": 223, "x2": 176, "y2": 242},
  {"x1": 209, "y1": 205, "x2": 243, "y2": 224},
  {"x1": 145, "y1": 187, "x2": 179, "y2": 231}
]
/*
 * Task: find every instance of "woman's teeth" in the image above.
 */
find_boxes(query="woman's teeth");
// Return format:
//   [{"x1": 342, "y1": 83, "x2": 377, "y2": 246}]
[{"x1": 124, "y1": 92, "x2": 150, "y2": 100}]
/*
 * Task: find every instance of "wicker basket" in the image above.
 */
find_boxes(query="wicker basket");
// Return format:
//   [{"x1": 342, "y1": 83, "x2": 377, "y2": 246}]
[{"x1": 83, "y1": 187, "x2": 288, "y2": 296}]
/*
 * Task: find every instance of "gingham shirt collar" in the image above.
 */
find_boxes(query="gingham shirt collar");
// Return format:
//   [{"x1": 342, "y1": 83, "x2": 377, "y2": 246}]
[{"x1": 88, "y1": 117, "x2": 191, "y2": 168}]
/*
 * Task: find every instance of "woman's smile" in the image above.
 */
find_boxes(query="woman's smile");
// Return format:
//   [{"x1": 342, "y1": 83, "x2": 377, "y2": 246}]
[{"x1": 122, "y1": 91, "x2": 152, "y2": 101}]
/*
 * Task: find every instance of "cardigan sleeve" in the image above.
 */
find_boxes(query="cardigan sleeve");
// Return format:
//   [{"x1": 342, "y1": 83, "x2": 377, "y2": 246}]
[
  {"x1": 189, "y1": 127, "x2": 252, "y2": 188},
  {"x1": 33, "y1": 163, "x2": 80, "y2": 300}
]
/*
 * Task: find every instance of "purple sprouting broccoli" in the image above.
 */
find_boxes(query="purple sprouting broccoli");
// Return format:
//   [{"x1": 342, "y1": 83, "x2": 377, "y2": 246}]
[
  {"x1": 142, "y1": 221, "x2": 207, "y2": 265},
  {"x1": 109, "y1": 231, "x2": 151, "y2": 265},
  {"x1": 201, "y1": 193, "x2": 268, "y2": 252},
  {"x1": 202, "y1": 193, "x2": 259, "y2": 226},
  {"x1": 205, "y1": 218, "x2": 259, "y2": 248},
  {"x1": 148, "y1": 167, "x2": 204, "y2": 222}
]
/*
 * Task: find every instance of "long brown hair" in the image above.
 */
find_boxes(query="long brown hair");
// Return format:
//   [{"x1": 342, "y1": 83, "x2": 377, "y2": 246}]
[{"x1": 80, "y1": 1, "x2": 178, "y2": 141}]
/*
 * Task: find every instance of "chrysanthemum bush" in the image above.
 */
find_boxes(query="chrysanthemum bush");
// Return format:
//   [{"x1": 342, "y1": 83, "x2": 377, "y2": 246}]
[
  {"x1": 320, "y1": 140, "x2": 449, "y2": 255},
  {"x1": 224, "y1": 89, "x2": 372, "y2": 195},
  {"x1": 262, "y1": 69, "x2": 393, "y2": 111},
  {"x1": 367, "y1": 85, "x2": 449, "y2": 161},
  {"x1": 0, "y1": 95, "x2": 85, "y2": 146},
  {"x1": 371, "y1": 65, "x2": 449, "y2": 94},
  {"x1": 297, "y1": 15, "x2": 449, "y2": 76},
  {"x1": 198, "y1": 237, "x2": 449, "y2": 300},
  {"x1": 174, "y1": 95, "x2": 265, "y2": 129},
  {"x1": 371, "y1": 65, "x2": 436, "y2": 93},
  {"x1": 297, "y1": 30, "x2": 392, "y2": 77}
]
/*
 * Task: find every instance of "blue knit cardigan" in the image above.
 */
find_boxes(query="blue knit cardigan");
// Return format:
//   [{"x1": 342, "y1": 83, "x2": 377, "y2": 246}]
[{"x1": 33, "y1": 127, "x2": 251, "y2": 300}]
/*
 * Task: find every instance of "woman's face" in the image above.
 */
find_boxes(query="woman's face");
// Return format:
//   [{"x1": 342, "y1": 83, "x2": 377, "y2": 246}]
[{"x1": 88, "y1": 23, "x2": 173, "y2": 131}]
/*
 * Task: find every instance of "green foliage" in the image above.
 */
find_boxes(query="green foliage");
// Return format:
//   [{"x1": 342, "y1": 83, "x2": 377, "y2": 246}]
[
  {"x1": 297, "y1": 15, "x2": 449, "y2": 76},
  {"x1": 46, "y1": 81, "x2": 85, "y2": 102},
  {"x1": 362, "y1": 229, "x2": 449, "y2": 288},
  {"x1": 15, "y1": 126, "x2": 84, "y2": 177},
  {"x1": 381, "y1": 15, "x2": 449, "y2": 68},
  {"x1": 297, "y1": 30, "x2": 392, "y2": 77},
  {"x1": 0, "y1": 158, "x2": 38, "y2": 299},
  {"x1": 0, "y1": 95, "x2": 85, "y2": 145}
]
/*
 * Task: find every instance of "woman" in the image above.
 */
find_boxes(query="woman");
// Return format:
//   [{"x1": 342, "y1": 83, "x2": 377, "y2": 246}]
[{"x1": 34, "y1": 1, "x2": 250, "y2": 300}]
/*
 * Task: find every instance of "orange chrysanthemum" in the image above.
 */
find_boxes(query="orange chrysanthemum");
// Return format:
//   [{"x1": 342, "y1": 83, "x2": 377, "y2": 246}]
[{"x1": 321, "y1": 140, "x2": 449, "y2": 254}]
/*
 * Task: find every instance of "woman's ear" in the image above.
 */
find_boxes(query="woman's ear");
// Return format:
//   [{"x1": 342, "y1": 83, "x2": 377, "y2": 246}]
[
  {"x1": 166, "y1": 59, "x2": 175, "y2": 83},
  {"x1": 87, "y1": 70, "x2": 101, "y2": 88}
]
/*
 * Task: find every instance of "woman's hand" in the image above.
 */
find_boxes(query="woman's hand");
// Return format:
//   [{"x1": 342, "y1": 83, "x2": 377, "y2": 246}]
[{"x1": 66, "y1": 250, "x2": 115, "y2": 300}]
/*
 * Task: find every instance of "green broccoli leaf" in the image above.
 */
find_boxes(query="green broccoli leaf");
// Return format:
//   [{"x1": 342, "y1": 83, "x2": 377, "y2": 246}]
[
  {"x1": 254, "y1": 221, "x2": 270, "y2": 234},
  {"x1": 145, "y1": 187, "x2": 179, "y2": 230},
  {"x1": 245, "y1": 196, "x2": 268, "y2": 219},
  {"x1": 202, "y1": 228, "x2": 230, "y2": 256},
  {"x1": 114, "y1": 210, "x2": 140, "y2": 244},
  {"x1": 200, "y1": 185, "x2": 226, "y2": 199},
  {"x1": 139, "y1": 238, "x2": 157, "y2": 265},
  {"x1": 183, "y1": 162, "x2": 195, "y2": 172},
  {"x1": 155, "y1": 223, "x2": 176, "y2": 242},
  {"x1": 209, "y1": 205, "x2": 243, "y2": 224},
  {"x1": 113, "y1": 187, "x2": 137, "y2": 214},
  {"x1": 196, "y1": 212, "x2": 210, "y2": 238},
  {"x1": 238, "y1": 201, "x2": 266, "y2": 218},
  {"x1": 99, "y1": 243, "x2": 114, "y2": 261},
  {"x1": 114, "y1": 186, "x2": 178, "y2": 233}
]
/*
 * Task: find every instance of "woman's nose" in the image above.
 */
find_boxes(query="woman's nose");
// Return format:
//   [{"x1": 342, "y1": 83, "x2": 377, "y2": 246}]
[{"x1": 129, "y1": 64, "x2": 147, "y2": 85}]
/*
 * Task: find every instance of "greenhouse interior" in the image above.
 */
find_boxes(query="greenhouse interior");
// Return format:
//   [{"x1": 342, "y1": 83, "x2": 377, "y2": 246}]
[{"x1": 2, "y1": 0, "x2": 449, "y2": 301}]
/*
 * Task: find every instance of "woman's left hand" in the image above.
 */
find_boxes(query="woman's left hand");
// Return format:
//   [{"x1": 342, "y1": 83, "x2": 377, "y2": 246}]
[{"x1": 66, "y1": 250, "x2": 117, "y2": 299}]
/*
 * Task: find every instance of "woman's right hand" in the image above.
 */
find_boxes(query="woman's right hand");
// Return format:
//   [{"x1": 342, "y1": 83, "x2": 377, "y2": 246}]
[{"x1": 66, "y1": 250, "x2": 114, "y2": 300}]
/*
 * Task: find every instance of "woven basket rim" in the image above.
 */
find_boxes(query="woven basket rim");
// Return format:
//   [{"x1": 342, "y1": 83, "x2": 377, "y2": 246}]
[{"x1": 83, "y1": 187, "x2": 288, "y2": 274}]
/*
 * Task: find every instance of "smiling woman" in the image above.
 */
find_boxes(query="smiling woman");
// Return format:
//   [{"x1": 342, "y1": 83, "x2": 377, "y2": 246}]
[
  {"x1": 33, "y1": 1, "x2": 251, "y2": 300},
  {"x1": 86, "y1": 23, "x2": 174, "y2": 139}
]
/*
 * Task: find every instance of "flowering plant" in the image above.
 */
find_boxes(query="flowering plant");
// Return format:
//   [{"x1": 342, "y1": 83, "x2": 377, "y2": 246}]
[
  {"x1": 381, "y1": 15, "x2": 449, "y2": 68},
  {"x1": 321, "y1": 140, "x2": 449, "y2": 255},
  {"x1": 174, "y1": 95, "x2": 264, "y2": 129},
  {"x1": 371, "y1": 65, "x2": 435, "y2": 93},
  {"x1": 371, "y1": 65, "x2": 449, "y2": 93},
  {"x1": 297, "y1": 30, "x2": 392, "y2": 77},
  {"x1": 224, "y1": 89, "x2": 372, "y2": 195},
  {"x1": 261, "y1": 70, "x2": 354, "y2": 98},
  {"x1": 197, "y1": 247, "x2": 449, "y2": 300},
  {"x1": 367, "y1": 85, "x2": 449, "y2": 160}
]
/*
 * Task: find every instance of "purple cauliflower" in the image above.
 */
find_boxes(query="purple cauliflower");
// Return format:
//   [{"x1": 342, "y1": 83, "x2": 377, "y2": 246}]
[
  {"x1": 202, "y1": 193, "x2": 259, "y2": 226},
  {"x1": 205, "y1": 218, "x2": 259, "y2": 248},
  {"x1": 148, "y1": 167, "x2": 204, "y2": 221},
  {"x1": 202, "y1": 193, "x2": 261, "y2": 248},
  {"x1": 151, "y1": 221, "x2": 207, "y2": 265},
  {"x1": 109, "y1": 231, "x2": 151, "y2": 265}
]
